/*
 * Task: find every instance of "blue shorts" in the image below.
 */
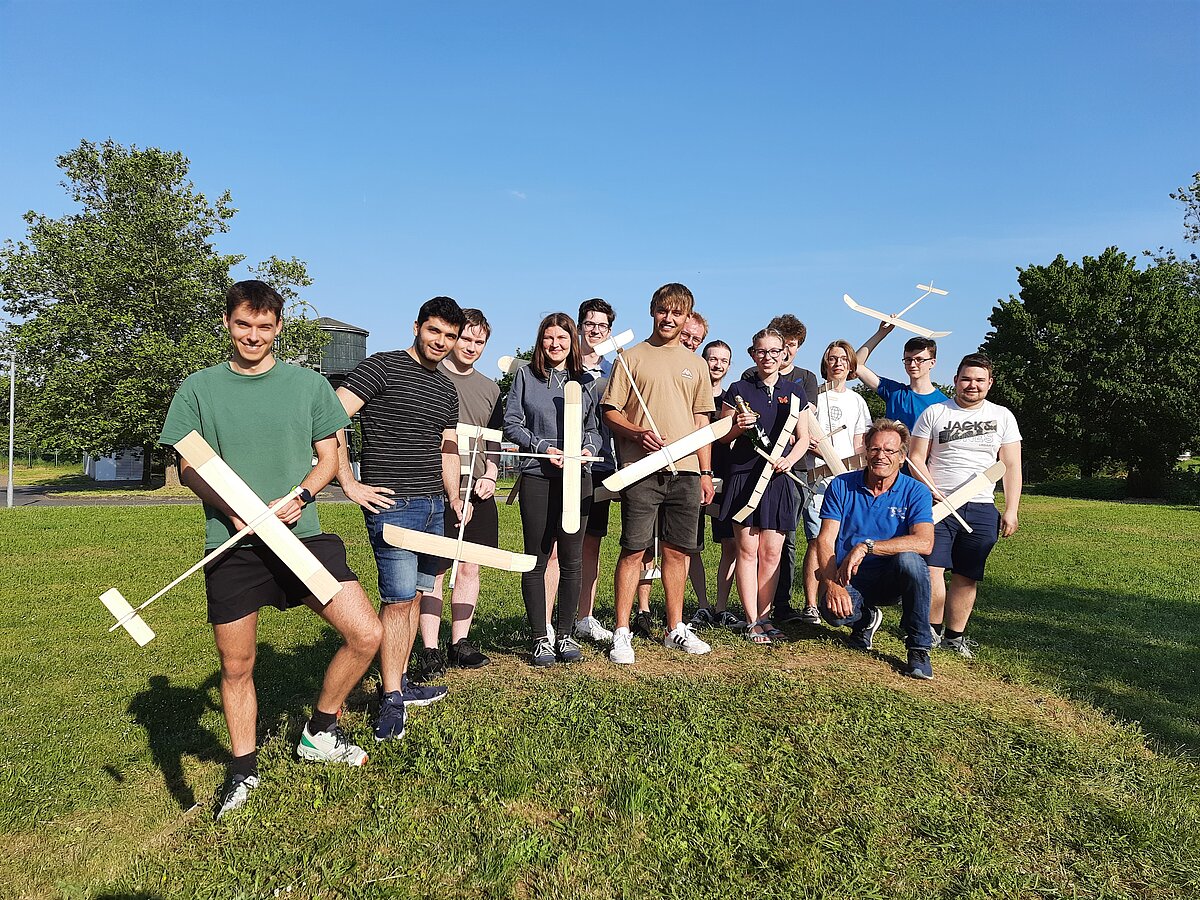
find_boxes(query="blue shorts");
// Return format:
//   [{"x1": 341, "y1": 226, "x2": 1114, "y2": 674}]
[
  {"x1": 801, "y1": 485, "x2": 823, "y2": 541},
  {"x1": 364, "y1": 496, "x2": 445, "y2": 603},
  {"x1": 926, "y1": 501, "x2": 1000, "y2": 582}
]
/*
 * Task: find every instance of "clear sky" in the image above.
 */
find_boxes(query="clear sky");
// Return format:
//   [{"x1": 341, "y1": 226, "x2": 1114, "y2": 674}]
[{"x1": 1, "y1": 0, "x2": 1196, "y2": 381}]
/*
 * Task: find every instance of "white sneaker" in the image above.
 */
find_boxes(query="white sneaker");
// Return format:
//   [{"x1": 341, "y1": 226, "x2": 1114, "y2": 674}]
[
  {"x1": 215, "y1": 773, "x2": 259, "y2": 820},
  {"x1": 574, "y1": 615, "x2": 614, "y2": 643},
  {"x1": 297, "y1": 724, "x2": 369, "y2": 766},
  {"x1": 664, "y1": 623, "x2": 711, "y2": 655},
  {"x1": 546, "y1": 622, "x2": 556, "y2": 646},
  {"x1": 608, "y1": 627, "x2": 635, "y2": 664}
]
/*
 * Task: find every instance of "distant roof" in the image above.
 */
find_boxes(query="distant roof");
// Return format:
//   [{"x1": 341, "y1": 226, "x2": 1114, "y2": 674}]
[{"x1": 315, "y1": 316, "x2": 369, "y2": 336}]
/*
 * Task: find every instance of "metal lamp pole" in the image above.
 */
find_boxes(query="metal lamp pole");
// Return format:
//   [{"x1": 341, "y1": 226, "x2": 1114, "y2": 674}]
[{"x1": 6, "y1": 349, "x2": 14, "y2": 509}]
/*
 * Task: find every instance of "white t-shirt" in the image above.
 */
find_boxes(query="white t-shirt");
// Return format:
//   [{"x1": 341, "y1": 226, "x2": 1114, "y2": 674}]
[
  {"x1": 806, "y1": 385, "x2": 872, "y2": 500},
  {"x1": 913, "y1": 399, "x2": 1021, "y2": 504}
]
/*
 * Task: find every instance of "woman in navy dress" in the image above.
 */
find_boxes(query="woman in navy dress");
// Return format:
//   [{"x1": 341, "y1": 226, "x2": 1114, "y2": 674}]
[{"x1": 718, "y1": 328, "x2": 809, "y2": 644}]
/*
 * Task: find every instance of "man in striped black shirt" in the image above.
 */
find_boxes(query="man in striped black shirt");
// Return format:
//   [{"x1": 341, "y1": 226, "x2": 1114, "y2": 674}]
[{"x1": 336, "y1": 297, "x2": 467, "y2": 742}]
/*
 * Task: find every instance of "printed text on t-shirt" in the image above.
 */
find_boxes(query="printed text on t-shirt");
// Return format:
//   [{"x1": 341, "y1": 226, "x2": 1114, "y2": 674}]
[{"x1": 938, "y1": 420, "x2": 998, "y2": 444}]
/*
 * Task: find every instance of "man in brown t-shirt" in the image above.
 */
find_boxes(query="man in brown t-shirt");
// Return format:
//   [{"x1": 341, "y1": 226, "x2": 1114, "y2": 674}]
[{"x1": 601, "y1": 283, "x2": 716, "y2": 664}]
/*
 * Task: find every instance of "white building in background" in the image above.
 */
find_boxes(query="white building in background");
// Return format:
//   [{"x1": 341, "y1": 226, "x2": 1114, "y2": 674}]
[{"x1": 83, "y1": 447, "x2": 143, "y2": 481}]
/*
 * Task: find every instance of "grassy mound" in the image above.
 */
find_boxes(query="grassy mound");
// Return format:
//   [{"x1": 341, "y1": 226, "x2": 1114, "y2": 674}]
[{"x1": 1, "y1": 499, "x2": 1197, "y2": 899}]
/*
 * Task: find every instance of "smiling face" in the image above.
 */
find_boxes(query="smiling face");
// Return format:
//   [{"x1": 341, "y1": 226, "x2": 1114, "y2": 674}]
[
  {"x1": 224, "y1": 303, "x2": 283, "y2": 369},
  {"x1": 823, "y1": 345, "x2": 851, "y2": 382},
  {"x1": 451, "y1": 323, "x2": 489, "y2": 369},
  {"x1": 412, "y1": 316, "x2": 460, "y2": 368},
  {"x1": 650, "y1": 302, "x2": 687, "y2": 344},
  {"x1": 541, "y1": 325, "x2": 573, "y2": 368},
  {"x1": 748, "y1": 334, "x2": 784, "y2": 377},
  {"x1": 579, "y1": 312, "x2": 612, "y2": 352},
  {"x1": 865, "y1": 428, "x2": 905, "y2": 481},
  {"x1": 680, "y1": 316, "x2": 706, "y2": 352},
  {"x1": 704, "y1": 345, "x2": 731, "y2": 386},
  {"x1": 954, "y1": 365, "x2": 993, "y2": 408}
]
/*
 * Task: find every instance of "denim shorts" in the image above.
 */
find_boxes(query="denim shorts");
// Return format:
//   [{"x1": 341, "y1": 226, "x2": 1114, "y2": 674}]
[{"x1": 364, "y1": 496, "x2": 445, "y2": 603}]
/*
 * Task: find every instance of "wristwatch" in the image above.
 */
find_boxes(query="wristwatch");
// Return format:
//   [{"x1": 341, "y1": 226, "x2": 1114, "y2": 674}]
[
  {"x1": 298, "y1": 487, "x2": 315, "y2": 506},
  {"x1": 863, "y1": 539, "x2": 876, "y2": 555},
  {"x1": 700, "y1": 470, "x2": 715, "y2": 476}
]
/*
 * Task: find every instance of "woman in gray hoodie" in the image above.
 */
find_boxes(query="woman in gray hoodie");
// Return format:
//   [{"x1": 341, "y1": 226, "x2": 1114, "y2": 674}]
[{"x1": 503, "y1": 313, "x2": 603, "y2": 666}]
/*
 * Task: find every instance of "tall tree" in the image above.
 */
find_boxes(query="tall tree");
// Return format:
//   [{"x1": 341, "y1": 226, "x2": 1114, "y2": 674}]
[
  {"x1": 0, "y1": 140, "x2": 322, "y2": 484},
  {"x1": 248, "y1": 255, "x2": 330, "y2": 368},
  {"x1": 983, "y1": 248, "x2": 1200, "y2": 494}
]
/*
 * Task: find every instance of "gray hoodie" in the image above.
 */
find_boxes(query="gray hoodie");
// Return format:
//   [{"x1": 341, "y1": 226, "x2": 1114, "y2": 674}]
[{"x1": 503, "y1": 365, "x2": 602, "y2": 476}]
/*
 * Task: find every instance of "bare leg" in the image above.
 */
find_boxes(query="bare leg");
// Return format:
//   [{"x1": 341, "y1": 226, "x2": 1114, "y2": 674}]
[
  {"x1": 544, "y1": 542, "x2": 559, "y2": 630},
  {"x1": 734, "y1": 525, "x2": 762, "y2": 627},
  {"x1": 944, "y1": 573, "x2": 979, "y2": 633},
  {"x1": 614, "y1": 547, "x2": 643, "y2": 629},
  {"x1": 419, "y1": 573, "x2": 445, "y2": 649},
  {"x1": 929, "y1": 565, "x2": 947, "y2": 626},
  {"x1": 579, "y1": 532, "x2": 603, "y2": 621},
  {"x1": 379, "y1": 597, "x2": 421, "y2": 694},
  {"x1": 449, "y1": 562, "x2": 481, "y2": 643},
  {"x1": 802, "y1": 540, "x2": 820, "y2": 609},
  {"x1": 757, "y1": 531, "x2": 786, "y2": 620},
  {"x1": 213, "y1": 613, "x2": 259, "y2": 757},
  {"x1": 660, "y1": 543, "x2": 691, "y2": 630},
  {"x1": 638, "y1": 546, "x2": 655, "y2": 612},
  {"x1": 305, "y1": 581, "x2": 383, "y2": 713},
  {"x1": 716, "y1": 538, "x2": 737, "y2": 612},
  {"x1": 689, "y1": 553, "x2": 710, "y2": 609}
]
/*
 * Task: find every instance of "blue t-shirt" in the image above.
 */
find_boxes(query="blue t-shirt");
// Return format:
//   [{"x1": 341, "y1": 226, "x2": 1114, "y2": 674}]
[
  {"x1": 876, "y1": 377, "x2": 948, "y2": 430},
  {"x1": 820, "y1": 469, "x2": 933, "y2": 567}
]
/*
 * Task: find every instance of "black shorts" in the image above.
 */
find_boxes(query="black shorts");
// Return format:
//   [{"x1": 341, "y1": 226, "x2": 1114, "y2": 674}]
[
  {"x1": 436, "y1": 494, "x2": 500, "y2": 573},
  {"x1": 926, "y1": 501, "x2": 1000, "y2": 581},
  {"x1": 619, "y1": 472, "x2": 703, "y2": 554},
  {"x1": 586, "y1": 497, "x2": 613, "y2": 537},
  {"x1": 203, "y1": 533, "x2": 356, "y2": 625}
]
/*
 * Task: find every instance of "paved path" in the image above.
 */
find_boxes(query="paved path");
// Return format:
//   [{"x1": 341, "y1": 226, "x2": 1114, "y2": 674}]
[{"x1": 3, "y1": 484, "x2": 354, "y2": 508}]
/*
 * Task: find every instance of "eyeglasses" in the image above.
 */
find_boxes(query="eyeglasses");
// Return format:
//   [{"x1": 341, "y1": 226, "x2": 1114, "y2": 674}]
[
  {"x1": 867, "y1": 447, "x2": 903, "y2": 457},
  {"x1": 751, "y1": 348, "x2": 784, "y2": 358},
  {"x1": 824, "y1": 356, "x2": 849, "y2": 365},
  {"x1": 903, "y1": 356, "x2": 933, "y2": 366},
  {"x1": 582, "y1": 322, "x2": 610, "y2": 333}
]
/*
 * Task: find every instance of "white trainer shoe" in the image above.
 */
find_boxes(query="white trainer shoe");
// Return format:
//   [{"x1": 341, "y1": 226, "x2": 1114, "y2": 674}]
[
  {"x1": 546, "y1": 622, "x2": 556, "y2": 646},
  {"x1": 574, "y1": 615, "x2": 614, "y2": 643},
  {"x1": 664, "y1": 622, "x2": 712, "y2": 655},
  {"x1": 608, "y1": 627, "x2": 635, "y2": 664}
]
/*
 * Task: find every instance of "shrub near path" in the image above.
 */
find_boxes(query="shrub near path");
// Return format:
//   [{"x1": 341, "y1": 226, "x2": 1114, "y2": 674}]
[{"x1": 0, "y1": 499, "x2": 1197, "y2": 899}]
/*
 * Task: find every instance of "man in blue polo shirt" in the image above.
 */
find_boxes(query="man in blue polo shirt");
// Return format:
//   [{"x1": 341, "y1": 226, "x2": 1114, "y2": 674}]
[{"x1": 815, "y1": 419, "x2": 936, "y2": 679}]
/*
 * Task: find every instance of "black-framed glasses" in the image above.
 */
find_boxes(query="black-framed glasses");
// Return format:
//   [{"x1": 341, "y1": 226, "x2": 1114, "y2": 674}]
[
  {"x1": 582, "y1": 321, "x2": 610, "y2": 333},
  {"x1": 903, "y1": 356, "x2": 933, "y2": 365},
  {"x1": 751, "y1": 348, "x2": 783, "y2": 358}
]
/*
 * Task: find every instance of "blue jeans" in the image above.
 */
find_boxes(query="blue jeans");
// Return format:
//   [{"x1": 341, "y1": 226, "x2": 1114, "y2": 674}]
[
  {"x1": 364, "y1": 496, "x2": 445, "y2": 603},
  {"x1": 819, "y1": 551, "x2": 932, "y2": 650}
]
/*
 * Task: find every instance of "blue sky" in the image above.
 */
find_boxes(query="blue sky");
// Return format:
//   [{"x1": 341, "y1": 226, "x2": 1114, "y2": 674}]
[{"x1": 1, "y1": 0, "x2": 1196, "y2": 382}]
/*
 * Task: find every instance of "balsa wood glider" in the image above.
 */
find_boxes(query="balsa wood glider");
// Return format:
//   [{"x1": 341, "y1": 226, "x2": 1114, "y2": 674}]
[
  {"x1": 734, "y1": 396, "x2": 801, "y2": 523},
  {"x1": 802, "y1": 409, "x2": 848, "y2": 477},
  {"x1": 382, "y1": 524, "x2": 536, "y2": 572},
  {"x1": 450, "y1": 423, "x2": 502, "y2": 588},
  {"x1": 843, "y1": 281, "x2": 950, "y2": 338},
  {"x1": 562, "y1": 380, "x2": 583, "y2": 534},
  {"x1": 497, "y1": 356, "x2": 529, "y2": 376},
  {"x1": 803, "y1": 451, "x2": 867, "y2": 486},
  {"x1": 602, "y1": 417, "x2": 735, "y2": 492},
  {"x1": 102, "y1": 488, "x2": 303, "y2": 645},
  {"x1": 931, "y1": 461, "x2": 1007, "y2": 524},
  {"x1": 593, "y1": 329, "x2": 677, "y2": 475},
  {"x1": 175, "y1": 431, "x2": 342, "y2": 603}
]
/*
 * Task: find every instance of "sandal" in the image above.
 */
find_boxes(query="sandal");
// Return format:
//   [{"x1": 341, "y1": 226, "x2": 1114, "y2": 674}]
[
  {"x1": 759, "y1": 619, "x2": 785, "y2": 641},
  {"x1": 746, "y1": 623, "x2": 773, "y2": 645}
]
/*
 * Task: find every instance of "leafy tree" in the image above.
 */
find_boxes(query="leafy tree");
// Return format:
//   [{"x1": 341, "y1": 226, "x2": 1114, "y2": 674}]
[
  {"x1": 982, "y1": 248, "x2": 1200, "y2": 495},
  {"x1": 1171, "y1": 171, "x2": 1200, "y2": 246},
  {"x1": 248, "y1": 255, "x2": 330, "y2": 368},
  {"x1": 0, "y1": 140, "x2": 322, "y2": 484}
]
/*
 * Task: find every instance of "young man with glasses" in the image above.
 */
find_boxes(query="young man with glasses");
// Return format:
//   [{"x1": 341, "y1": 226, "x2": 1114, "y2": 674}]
[
  {"x1": 854, "y1": 323, "x2": 948, "y2": 430},
  {"x1": 815, "y1": 420, "x2": 936, "y2": 679}
]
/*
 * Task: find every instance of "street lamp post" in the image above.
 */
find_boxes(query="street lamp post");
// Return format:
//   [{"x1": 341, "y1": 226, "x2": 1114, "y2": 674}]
[{"x1": 6, "y1": 349, "x2": 14, "y2": 510}]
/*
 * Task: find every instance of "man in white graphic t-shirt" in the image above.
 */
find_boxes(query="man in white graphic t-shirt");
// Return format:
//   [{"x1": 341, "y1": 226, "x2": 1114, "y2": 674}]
[{"x1": 910, "y1": 353, "x2": 1022, "y2": 658}]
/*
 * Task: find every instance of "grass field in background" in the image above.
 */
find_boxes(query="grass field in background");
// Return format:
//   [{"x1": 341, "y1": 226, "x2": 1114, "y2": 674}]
[{"x1": 1, "y1": 497, "x2": 1197, "y2": 899}]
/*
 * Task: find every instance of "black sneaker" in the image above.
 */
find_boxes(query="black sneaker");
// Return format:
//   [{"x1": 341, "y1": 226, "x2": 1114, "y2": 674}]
[
  {"x1": 847, "y1": 606, "x2": 883, "y2": 651},
  {"x1": 905, "y1": 649, "x2": 933, "y2": 680},
  {"x1": 775, "y1": 604, "x2": 804, "y2": 624},
  {"x1": 716, "y1": 610, "x2": 746, "y2": 630},
  {"x1": 632, "y1": 610, "x2": 655, "y2": 640},
  {"x1": 689, "y1": 607, "x2": 716, "y2": 628},
  {"x1": 447, "y1": 638, "x2": 490, "y2": 669},
  {"x1": 555, "y1": 636, "x2": 583, "y2": 663},
  {"x1": 409, "y1": 647, "x2": 446, "y2": 683}
]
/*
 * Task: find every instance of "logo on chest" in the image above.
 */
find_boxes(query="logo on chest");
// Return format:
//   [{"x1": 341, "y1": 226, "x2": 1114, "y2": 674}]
[{"x1": 681, "y1": 368, "x2": 694, "y2": 380}]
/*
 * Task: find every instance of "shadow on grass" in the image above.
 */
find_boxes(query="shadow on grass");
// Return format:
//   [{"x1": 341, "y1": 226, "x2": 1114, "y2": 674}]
[
  {"x1": 126, "y1": 634, "x2": 349, "y2": 811},
  {"x1": 978, "y1": 583, "x2": 1199, "y2": 755}
]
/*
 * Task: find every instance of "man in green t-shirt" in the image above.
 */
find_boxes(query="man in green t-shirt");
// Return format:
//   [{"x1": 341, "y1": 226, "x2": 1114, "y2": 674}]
[{"x1": 159, "y1": 280, "x2": 382, "y2": 820}]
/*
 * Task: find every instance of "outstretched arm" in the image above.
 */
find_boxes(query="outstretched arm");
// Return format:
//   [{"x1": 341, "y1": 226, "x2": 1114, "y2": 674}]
[{"x1": 854, "y1": 322, "x2": 894, "y2": 391}]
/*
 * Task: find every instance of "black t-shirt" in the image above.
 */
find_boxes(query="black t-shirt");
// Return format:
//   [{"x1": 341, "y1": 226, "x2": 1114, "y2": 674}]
[{"x1": 343, "y1": 350, "x2": 459, "y2": 496}]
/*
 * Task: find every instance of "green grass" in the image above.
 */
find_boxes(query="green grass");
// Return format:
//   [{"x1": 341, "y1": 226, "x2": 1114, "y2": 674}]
[{"x1": 1, "y1": 498, "x2": 1198, "y2": 899}]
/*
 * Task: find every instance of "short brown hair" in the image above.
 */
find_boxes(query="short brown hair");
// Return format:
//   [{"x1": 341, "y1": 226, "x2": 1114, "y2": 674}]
[
  {"x1": 864, "y1": 418, "x2": 910, "y2": 451},
  {"x1": 767, "y1": 314, "x2": 807, "y2": 347},
  {"x1": 577, "y1": 298, "x2": 615, "y2": 328},
  {"x1": 685, "y1": 311, "x2": 709, "y2": 340},
  {"x1": 226, "y1": 280, "x2": 283, "y2": 320},
  {"x1": 650, "y1": 283, "x2": 695, "y2": 315},
  {"x1": 956, "y1": 352, "x2": 993, "y2": 377},
  {"x1": 903, "y1": 336, "x2": 937, "y2": 358},
  {"x1": 461, "y1": 308, "x2": 492, "y2": 340},
  {"x1": 820, "y1": 340, "x2": 859, "y2": 380}
]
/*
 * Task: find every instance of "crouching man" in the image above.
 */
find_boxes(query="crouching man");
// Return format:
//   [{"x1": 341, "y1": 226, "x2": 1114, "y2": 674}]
[{"x1": 814, "y1": 420, "x2": 936, "y2": 679}]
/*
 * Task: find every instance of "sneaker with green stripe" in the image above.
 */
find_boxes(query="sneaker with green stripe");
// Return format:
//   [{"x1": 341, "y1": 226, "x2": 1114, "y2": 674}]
[{"x1": 297, "y1": 723, "x2": 368, "y2": 765}]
